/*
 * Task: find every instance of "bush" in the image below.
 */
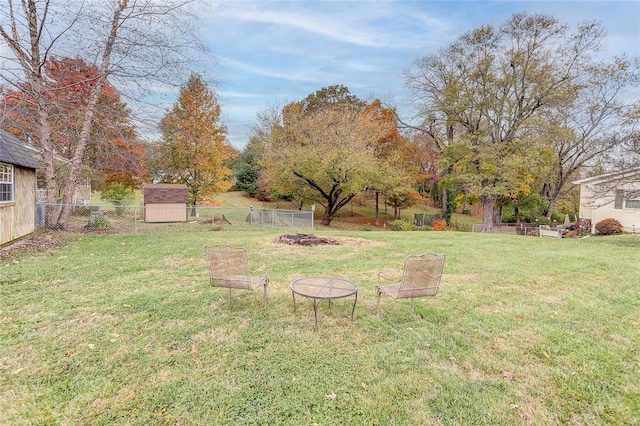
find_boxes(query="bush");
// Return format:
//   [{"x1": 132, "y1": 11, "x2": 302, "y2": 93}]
[
  {"x1": 536, "y1": 217, "x2": 551, "y2": 226},
  {"x1": 431, "y1": 217, "x2": 448, "y2": 231},
  {"x1": 450, "y1": 220, "x2": 471, "y2": 232},
  {"x1": 390, "y1": 220, "x2": 411, "y2": 231},
  {"x1": 550, "y1": 211, "x2": 566, "y2": 223},
  {"x1": 577, "y1": 218, "x2": 592, "y2": 236},
  {"x1": 566, "y1": 230, "x2": 579, "y2": 238},
  {"x1": 100, "y1": 182, "x2": 134, "y2": 216},
  {"x1": 87, "y1": 214, "x2": 108, "y2": 229},
  {"x1": 595, "y1": 218, "x2": 623, "y2": 235},
  {"x1": 72, "y1": 205, "x2": 100, "y2": 216}
]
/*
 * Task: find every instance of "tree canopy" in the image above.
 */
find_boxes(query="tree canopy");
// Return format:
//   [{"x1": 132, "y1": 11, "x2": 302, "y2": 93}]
[
  {"x1": 405, "y1": 12, "x2": 638, "y2": 230},
  {"x1": 153, "y1": 73, "x2": 235, "y2": 210},
  {"x1": 259, "y1": 85, "x2": 403, "y2": 226},
  {"x1": 0, "y1": 0, "x2": 205, "y2": 228},
  {"x1": 2, "y1": 56, "x2": 146, "y2": 191}
]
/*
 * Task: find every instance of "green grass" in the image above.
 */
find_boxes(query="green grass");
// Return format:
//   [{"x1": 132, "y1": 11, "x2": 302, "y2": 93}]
[{"x1": 1, "y1": 230, "x2": 639, "y2": 425}]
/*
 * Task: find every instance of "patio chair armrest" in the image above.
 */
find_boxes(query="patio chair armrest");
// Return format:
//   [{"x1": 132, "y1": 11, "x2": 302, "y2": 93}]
[
  {"x1": 377, "y1": 271, "x2": 395, "y2": 283},
  {"x1": 253, "y1": 265, "x2": 268, "y2": 274}
]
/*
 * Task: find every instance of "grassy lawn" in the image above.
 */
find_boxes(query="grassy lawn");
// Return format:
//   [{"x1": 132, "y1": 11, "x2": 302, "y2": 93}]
[{"x1": 1, "y1": 229, "x2": 639, "y2": 425}]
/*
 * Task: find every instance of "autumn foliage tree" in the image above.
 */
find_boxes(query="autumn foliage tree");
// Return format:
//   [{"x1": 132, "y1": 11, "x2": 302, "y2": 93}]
[
  {"x1": 0, "y1": 0, "x2": 204, "y2": 228},
  {"x1": 362, "y1": 99, "x2": 412, "y2": 225},
  {"x1": 153, "y1": 74, "x2": 235, "y2": 212},
  {"x1": 406, "y1": 13, "x2": 617, "y2": 231},
  {"x1": 2, "y1": 57, "x2": 146, "y2": 191},
  {"x1": 260, "y1": 85, "x2": 399, "y2": 226}
]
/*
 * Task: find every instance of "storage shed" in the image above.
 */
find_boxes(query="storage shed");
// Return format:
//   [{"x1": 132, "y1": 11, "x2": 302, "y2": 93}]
[
  {"x1": 143, "y1": 183, "x2": 188, "y2": 223},
  {"x1": 0, "y1": 130, "x2": 39, "y2": 246}
]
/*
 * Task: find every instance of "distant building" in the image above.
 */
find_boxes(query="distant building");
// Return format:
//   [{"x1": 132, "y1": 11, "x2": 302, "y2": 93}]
[
  {"x1": 0, "y1": 130, "x2": 39, "y2": 246},
  {"x1": 573, "y1": 167, "x2": 640, "y2": 233},
  {"x1": 143, "y1": 183, "x2": 188, "y2": 223}
]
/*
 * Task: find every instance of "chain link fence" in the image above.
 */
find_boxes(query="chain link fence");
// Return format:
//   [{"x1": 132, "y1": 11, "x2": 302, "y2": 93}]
[
  {"x1": 36, "y1": 203, "x2": 314, "y2": 234},
  {"x1": 471, "y1": 223, "x2": 539, "y2": 235}
]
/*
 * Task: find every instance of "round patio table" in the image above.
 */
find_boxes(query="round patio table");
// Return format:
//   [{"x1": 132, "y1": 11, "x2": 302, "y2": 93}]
[{"x1": 290, "y1": 276, "x2": 358, "y2": 331}]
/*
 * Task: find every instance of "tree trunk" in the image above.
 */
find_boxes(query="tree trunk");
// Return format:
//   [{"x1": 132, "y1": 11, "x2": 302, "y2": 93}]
[
  {"x1": 442, "y1": 187, "x2": 448, "y2": 219},
  {"x1": 481, "y1": 194, "x2": 498, "y2": 232},
  {"x1": 375, "y1": 191, "x2": 380, "y2": 226},
  {"x1": 493, "y1": 205, "x2": 502, "y2": 225},
  {"x1": 39, "y1": 113, "x2": 60, "y2": 228},
  {"x1": 546, "y1": 197, "x2": 556, "y2": 219},
  {"x1": 319, "y1": 190, "x2": 355, "y2": 226},
  {"x1": 320, "y1": 212, "x2": 333, "y2": 226},
  {"x1": 56, "y1": 2, "x2": 125, "y2": 228}
]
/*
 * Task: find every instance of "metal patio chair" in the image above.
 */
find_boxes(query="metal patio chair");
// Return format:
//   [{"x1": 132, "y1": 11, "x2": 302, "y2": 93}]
[
  {"x1": 204, "y1": 245, "x2": 268, "y2": 307},
  {"x1": 376, "y1": 252, "x2": 445, "y2": 317}
]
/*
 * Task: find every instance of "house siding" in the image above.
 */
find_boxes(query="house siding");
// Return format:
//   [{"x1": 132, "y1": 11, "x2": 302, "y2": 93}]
[
  {"x1": 1, "y1": 165, "x2": 37, "y2": 245},
  {"x1": 578, "y1": 180, "x2": 640, "y2": 233}
]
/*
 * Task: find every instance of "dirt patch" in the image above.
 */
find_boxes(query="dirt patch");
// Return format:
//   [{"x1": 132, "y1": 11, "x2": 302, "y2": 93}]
[
  {"x1": 0, "y1": 234, "x2": 59, "y2": 261},
  {"x1": 276, "y1": 234, "x2": 378, "y2": 247},
  {"x1": 198, "y1": 215, "x2": 232, "y2": 226},
  {"x1": 277, "y1": 234, "x2": 341, "y2": 246}
]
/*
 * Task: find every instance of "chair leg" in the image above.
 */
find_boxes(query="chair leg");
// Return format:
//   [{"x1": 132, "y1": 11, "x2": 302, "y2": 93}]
[
  {"x1": 227, "y1": 288, "x2": 232, "y2": 304},
  {"x1": 376, "y1": 292, "x2": 381, "y2": 317},
  {"x1": 411, "y1": 298, "x2": 414, "y2": 312}
]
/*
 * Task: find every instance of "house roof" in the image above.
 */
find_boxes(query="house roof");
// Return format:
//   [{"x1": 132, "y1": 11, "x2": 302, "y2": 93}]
[
  {"x1": 572, "y1": 166, "x2": 640, "y2": 186},
  {"x1": 0, "y1": 129, "x2": 39, "y2": 169}
]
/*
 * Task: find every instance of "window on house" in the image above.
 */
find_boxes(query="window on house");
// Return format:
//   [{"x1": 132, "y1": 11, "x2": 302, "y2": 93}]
[
  {"x1": 614, "y1": 190, "x2": 624, "y2": 209},
  {"x1": 625, "y1": 192, "x2": 640, "y2": 209},
  {"x1": 0, "y1": 162, "x2": 14, "y2": 202}
]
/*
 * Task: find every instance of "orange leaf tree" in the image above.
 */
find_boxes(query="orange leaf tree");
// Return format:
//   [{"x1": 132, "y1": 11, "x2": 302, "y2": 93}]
[
  {"x1": 2, "y1": 57, "x2": 147, "y2": 191},
  {"x1": 154, "y1": 74, "x2": 236, "y2": 212}
]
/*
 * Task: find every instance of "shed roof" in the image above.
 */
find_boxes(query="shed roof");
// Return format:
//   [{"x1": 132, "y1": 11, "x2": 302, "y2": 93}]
[
  {"x1": 0, "y1": 129, "x2": 39, "y2": 169},
  {"x1": 143, "y1": 183, "x2": 188, "y2": 204}
]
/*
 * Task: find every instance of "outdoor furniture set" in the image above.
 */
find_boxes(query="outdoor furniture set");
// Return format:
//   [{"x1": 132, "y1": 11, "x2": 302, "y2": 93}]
[{"x1": 204, "y1": 245, "x2": 446, "y2": 331}]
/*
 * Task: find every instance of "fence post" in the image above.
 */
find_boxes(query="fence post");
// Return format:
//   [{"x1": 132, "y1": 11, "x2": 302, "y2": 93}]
[
  {"x1": 249, "y1": 206, "x2": 253, "y2": 225},
  {"x1": 311, "y1": 204, "x2": 315, "y2": 231}
]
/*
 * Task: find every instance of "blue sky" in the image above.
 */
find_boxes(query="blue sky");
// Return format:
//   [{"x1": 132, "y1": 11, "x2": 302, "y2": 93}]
[{"x1": 200, "y1": 1, "x2": 640, "y2": 150}]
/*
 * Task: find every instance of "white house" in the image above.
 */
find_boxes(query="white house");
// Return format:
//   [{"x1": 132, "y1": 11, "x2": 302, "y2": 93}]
[{"x1": 573, "y1": 167, "x2": 640, "y2": 234}]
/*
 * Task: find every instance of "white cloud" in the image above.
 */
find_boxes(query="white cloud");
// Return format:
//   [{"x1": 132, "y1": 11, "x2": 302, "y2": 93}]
[
  {"x1": 212, "y1": 1, "x2": 447, "y2": 50},
  {"x1": 219, "y1": 56, "x2": 331, "y2": 83},
  {"x1": 220, "y1": 90, "x2": 265, "y2": 99}
]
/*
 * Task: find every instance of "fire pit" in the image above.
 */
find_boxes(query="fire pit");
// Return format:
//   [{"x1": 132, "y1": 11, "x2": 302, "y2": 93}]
[{"x1": 277, "y1": 234, "x2": 340, "y2": 246}]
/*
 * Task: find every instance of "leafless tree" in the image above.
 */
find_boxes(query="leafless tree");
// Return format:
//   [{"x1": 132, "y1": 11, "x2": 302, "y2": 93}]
[{"x1": 537, "y1": 56, "x2": 640, "y2": 216}]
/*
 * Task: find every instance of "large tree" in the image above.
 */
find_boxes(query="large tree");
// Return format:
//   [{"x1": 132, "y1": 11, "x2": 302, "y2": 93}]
[
  {"x1": 0, "y1": 0, "x2": 204, "y2": 228},
  {"x1": 406, "y1": 13, "x2": 611, "y2": 231},
  {"x1": 260, "y1": 85, "x2": 395, "y2": 226},
  {"x1": 537, "y1": 56, "x2": 640, "y2": 216},
  {"x1": 153, "y1": 73, "x2": 235, "y2": 212},
  {"x1": 362, "y1": 99, "x2": 413, "y2": 226},
  {"x1": 2, "y1": 56, "x2": 146, "y2": 191}
]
